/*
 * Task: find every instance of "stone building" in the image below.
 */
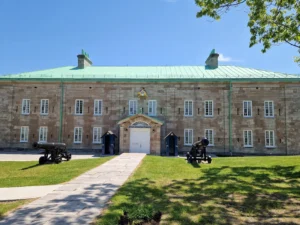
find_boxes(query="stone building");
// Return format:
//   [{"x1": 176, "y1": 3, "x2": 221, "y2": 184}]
[{"x1": 0, "y1": 50, "x2": 299, "y2": 156}]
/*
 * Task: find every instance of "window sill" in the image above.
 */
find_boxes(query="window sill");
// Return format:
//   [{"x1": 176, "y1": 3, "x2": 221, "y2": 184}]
[
  {"x1": 184, "y1": 144, "x2": 192, "y2": 146},
  {"x1": 21, "y1": 113, "x2": 30, "y2": 115},
  {"x1": 184, "y1": 115, "x2": 193, "y2": 117},
  {"x1": 93, "y1": 142, "x2": 102, "y2": 145},
  {"x1": 20, "y1": 141, "x2": 28, "y2": 143},
  {"x1": 265, "y1": 146, "x2": 276, "y2": 148},
  {"x1": 73, "y1": 142, "x2": 82, "y2": 144},
  {"x1": 204, "y1": 115, "x2": 214, "y2": 118},
  {"x1": 244, "y1": 145, "x2": 253, "y2": 148},
  {"x1": 93, "y1": 114, "x2": 102, "y2": 116},
  {"x1": 40, "y1": 114, "x2": 48, "y2": 116},
  {"x1": 264, "y1": 116, "x2": 274, "y2": 118},
  {"x1": 148, "y1": 114, "x2": 157, "y2": 117},
  {"x1": 74, "y1": 114, "x2": 84, "y2": 116},
  {"x1": 208, "y1": 144, "x2": 214, "y2": 147},
  {"x1": 243, "y1": 116, "x2": 252, "y2": 118}
]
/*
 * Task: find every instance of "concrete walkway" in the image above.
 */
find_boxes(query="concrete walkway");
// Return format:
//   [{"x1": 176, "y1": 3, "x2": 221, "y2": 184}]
[
  {"x1": 0, "y1": 185, "x2": 63, "y2": 201},
  {"x1": 0, "y1": 153, "x2": 146, "y2": 225}
]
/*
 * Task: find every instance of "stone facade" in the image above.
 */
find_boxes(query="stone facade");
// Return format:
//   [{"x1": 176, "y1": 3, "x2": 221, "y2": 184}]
[{"x1": 0, "y1": 81, "x2": 300, "y2": 155}]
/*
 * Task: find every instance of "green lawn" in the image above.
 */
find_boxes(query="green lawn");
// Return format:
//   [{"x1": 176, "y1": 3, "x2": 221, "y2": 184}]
[
  {"x1": 97, "y1": 156, "x2": 300, "y2": 225},
  {"x1": 0, "y1": 157, "x2": 114, "y2": 187},
  {"x1": 0, "y1": 200, "x2": 33, "y2": 219}
]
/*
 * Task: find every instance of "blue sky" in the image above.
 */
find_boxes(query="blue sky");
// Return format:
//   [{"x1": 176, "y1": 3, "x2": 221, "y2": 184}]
[{"x1": 0, "y1": 0, "x2": 299, "y2": 75}]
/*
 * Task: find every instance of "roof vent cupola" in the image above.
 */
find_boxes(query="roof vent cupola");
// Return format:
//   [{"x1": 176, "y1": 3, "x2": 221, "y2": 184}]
[
  {"x1": 77, "y1": 49, "x2": 92, "y2": 69},
  {"x1": 205, "y1": 49, "x2": 219, "y2": 69}
]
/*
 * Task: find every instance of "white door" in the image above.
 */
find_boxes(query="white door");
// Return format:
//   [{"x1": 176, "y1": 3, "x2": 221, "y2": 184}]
[{"x1": 130, "y1": 128, "x2": 150, "y2": 154}]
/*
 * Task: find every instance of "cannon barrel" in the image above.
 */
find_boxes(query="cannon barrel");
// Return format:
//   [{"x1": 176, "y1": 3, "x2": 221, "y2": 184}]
[
  {"x1": 32, "y1": 142, "x2": 66, "y2": 149},
  {"x1": 192, "y1": 138, "x2": 209, "y2": 147}
]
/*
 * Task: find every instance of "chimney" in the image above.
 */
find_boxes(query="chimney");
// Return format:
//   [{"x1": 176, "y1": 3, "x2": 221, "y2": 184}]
[
  {"x1": 77, "y1": 49, "x2": 92, "y2": 69},
  {"x1": 205, "y1": 49, "x2": 219, "y2": 69}
]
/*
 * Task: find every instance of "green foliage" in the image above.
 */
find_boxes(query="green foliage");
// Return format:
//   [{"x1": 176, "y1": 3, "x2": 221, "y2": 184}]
[
  {"x1": 195, "y1": 0, "x2": 300, "y2": 64},
  {"x1": 0, "y1": 157, "x2": 114, "y2": 187},
  {"x1": 123, "y1": 204, "x2": 154, "y2": 223}
]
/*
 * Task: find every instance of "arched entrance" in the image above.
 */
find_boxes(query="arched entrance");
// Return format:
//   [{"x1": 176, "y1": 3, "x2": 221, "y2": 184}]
[{"x1": 118, "y1": 114, "x2": 164, "y2": 155}]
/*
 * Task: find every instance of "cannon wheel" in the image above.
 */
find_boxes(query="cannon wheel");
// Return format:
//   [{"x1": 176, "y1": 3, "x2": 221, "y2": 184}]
[
  {"x1": 39, "y1": 156, "x2": 47, "y2": 165},
  {"x1": 66, "y1": 153, "x2": 72, "y2": 161},
  {"x1": 54, "y1": 154, "x2": 63, "y2": 164},
  {"x1": 207, "y1": 157, "x2": 212, "y2": 164}
]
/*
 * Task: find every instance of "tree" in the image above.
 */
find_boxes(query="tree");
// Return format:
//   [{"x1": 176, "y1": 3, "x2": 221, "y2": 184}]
[{"x1": 195, "y1": 0, "x2": 300, "y2": 65}]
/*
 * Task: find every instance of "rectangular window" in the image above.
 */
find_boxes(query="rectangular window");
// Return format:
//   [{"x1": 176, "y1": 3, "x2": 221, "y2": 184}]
[
  {"x1": 75, "y1": 99, "x2": 84, "y2": 115},
  {"x1": 20, "y1": 126, "x2": 29, "y2": 142},
  {"x1": 184, "y1": 129, "x2": 193, "y2": 146},
  {"x1": 148, "y1": 100, "x2": 157, "y2": 116},
  {"x1": 40, "y1": 99, "x2": 49, "y2": 115},
  {"x1": 243, "y1": 101, "x2": 252, "y2": 117},
  {"x1": 94, "y1": 100, "x2": 102, "y2": 115},
  {"x1": 74, "y1": 127, "x2": 83, "y2": 143},
  {"x1": 264, "y1": 101, "x2": 274, "y2": 117},
  {"x1": 184, "y1": 100, "x2": 193, "y2": 116},
  {"x1": 39, "y1": 127, "x2": 48, "y2": 142},
  {"x1": 205, "y1": 129, "x2": 214, "y2": 146},
  {"x1": 244, "y1": 130, "x2": 253, "y2": 147},
  {"x1": 22, "y1": 99, "x2": 30, "y2": 115},
  {"x1": 129, "y1": 100, "x2": 138, "y2": 115},
  {"x1": 204, "y1": 100, "x2": 213, "y2": 117},
  {"x1": 93, "y1": 127, "x2": 102, "y2": 143},
  {"x1": 265, "y1": 130, "x2": 275, "y2": 147}
]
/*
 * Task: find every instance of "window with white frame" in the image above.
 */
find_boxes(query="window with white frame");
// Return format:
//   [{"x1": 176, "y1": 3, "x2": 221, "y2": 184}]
[
  {"x1": 205, "y1": 129, "x2": 214, "y2": 146},
  {"x1": 148, "y1": 100, "x2": 157, "y2": 116},
  {"x1": 94, "y1": 100, "x2": 102, "y2": 115},
  {"x1": 184, "y1": 100, "x2": 193, "y2": 116},
  {"x1": 39, "y1": 127, "x2": 48, "y2": 142},
  {"x1": 243, "y1": 101, "x2": 252, "y2": 117},
  {"x1": 204, "y1": 100, "x2": 213, "y2": 117},
  {"x1": 184, "y1": 129, "x2": 193, "y2": 146},
  {"x1": 265, "y1": 130, "x2": 275, "y2": 147},
  {"x1": 129, "y1": 100, "x2": 138, "y2": 115},
  {"x1": 40, "y1": 99, "x2": 49, "y2": 115},
  {"x1": 74, "y1": 127, "x2": 83, "y2": 143},
  {"x1": 75, "y1": 99, "x2": 84, "y2": 115},
  {"x1": 22, "y1": 99, "x2": 30, "y2": 115},
  {"x1": 20, "y1": 126, "x2": 29, "y2": 142},
  {"x1": 93, "y1": 127, "x2": 102, "y2": 143},
  {"x1": 244, "y1": 130, "x2": 253, "y2": 147},
  {"x1": 264, "y1": 101, "x2": 274, "y2": 117}
]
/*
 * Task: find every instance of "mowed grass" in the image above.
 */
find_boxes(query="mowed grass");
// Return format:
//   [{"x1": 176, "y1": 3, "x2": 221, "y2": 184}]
[
  {"x1": 0, "y1": 157, "x2": 114, "y2": 187},
  {"x1": 0, "y1": 200, "x2": 33, "y2": 219},
  {"x1": 97, "y1": 156, "x2": 300, "y2": 225}
]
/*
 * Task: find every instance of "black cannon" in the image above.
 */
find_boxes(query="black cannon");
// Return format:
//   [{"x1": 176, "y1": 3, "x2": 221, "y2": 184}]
[
  {"x1": 32, "y1": 142, "x2": 72, "y2": 165},
  {"x1": 186, "y1": 138, "x2": 212, "y2": 164}
]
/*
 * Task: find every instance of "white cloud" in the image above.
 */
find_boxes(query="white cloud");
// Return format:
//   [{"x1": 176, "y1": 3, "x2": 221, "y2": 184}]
[
  {"x1": 218, "y1": 53, "x2": 242, "y2": 62},
  {"x1": 218, "y1": 53, "x2": 232, "y2": 62}
]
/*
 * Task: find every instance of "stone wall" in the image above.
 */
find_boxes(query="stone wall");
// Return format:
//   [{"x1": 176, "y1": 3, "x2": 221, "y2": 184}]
[{"x1": 0, "y1": 81, "x2": 299, "y2": 155}]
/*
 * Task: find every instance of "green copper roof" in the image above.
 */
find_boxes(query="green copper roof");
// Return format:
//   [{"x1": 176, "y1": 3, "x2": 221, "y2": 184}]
[{"x1": 0, "y1": 65, "x2": 299, "y2": 81}]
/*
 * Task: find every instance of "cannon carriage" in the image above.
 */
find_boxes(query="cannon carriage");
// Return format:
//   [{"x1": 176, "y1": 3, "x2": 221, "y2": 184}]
[
  {"x1": 32, "y1": 142, "x2": 72, "y2": 165},
  {"x1": 186, "y1": 138, "x2": 212, "y2": 164}
]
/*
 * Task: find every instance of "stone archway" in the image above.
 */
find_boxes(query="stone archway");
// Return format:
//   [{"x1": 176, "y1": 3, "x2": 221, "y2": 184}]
[{"x1": 118, "y1": 114, "x2": 164, "y2": 155}]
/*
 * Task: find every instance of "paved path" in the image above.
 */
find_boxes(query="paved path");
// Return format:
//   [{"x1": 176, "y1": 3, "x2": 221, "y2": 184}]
[
  {"x1": 0, "y1": 153, "x2": 146, "y2": 225},
  {"x1": 0, "y1": 151, "x2": 102, "y2": 161},
  {"x1": 0, "y1": 185, "x2": 63, "y2": 201}
]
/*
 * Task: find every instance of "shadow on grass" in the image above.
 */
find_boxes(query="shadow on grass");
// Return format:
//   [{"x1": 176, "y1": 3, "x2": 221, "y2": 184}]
[
  {"x1": 99, "y1": 165, "x2": 300, "y2": 225},
  {"x1": 21, "y1": 164, "x2": 41, "y2": 170}
]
